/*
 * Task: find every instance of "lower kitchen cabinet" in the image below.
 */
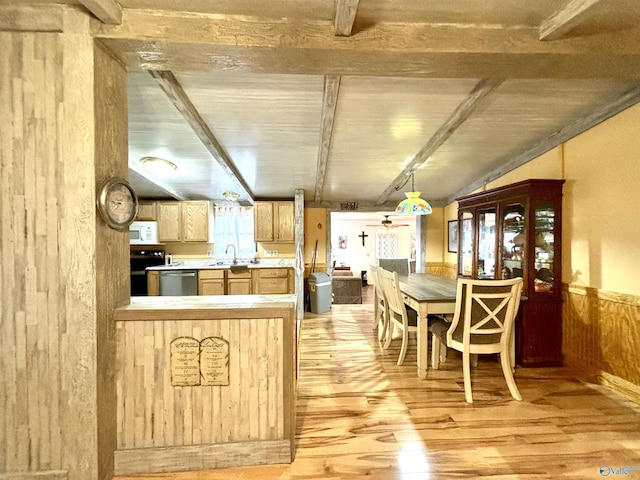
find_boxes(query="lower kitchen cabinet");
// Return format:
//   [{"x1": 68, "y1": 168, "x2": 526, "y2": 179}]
[
  {"x1": 198, "y1": 270, "x2": 225, "y2": 295},
  {"x1": 147, "y1": 271, "x2": 159, "y2": 296},
  {"x1": 253, "y1": 268, "x2": 292, "y2": 294},
  {"x1": 227, "y1": 270, "x2": 252, "y2": 295}
]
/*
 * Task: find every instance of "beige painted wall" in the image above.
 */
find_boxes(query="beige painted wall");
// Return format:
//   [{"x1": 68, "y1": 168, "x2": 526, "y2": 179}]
[
  {"x1": 563, "y1": 104, "x2": 640, "y2": 296},
  {"x1": 304, "y1": 208, "x2": 328, "y2": 271}
]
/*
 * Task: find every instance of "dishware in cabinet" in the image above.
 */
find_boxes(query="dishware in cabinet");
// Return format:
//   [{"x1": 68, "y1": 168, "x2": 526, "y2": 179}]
[{"x1": 455, "y1": 179, "x2": 565, "y2": 367}]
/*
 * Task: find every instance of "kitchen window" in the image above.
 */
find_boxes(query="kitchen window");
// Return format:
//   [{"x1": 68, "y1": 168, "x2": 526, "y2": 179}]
[{"x1": 213, "y1": 206, "x2": 256, "y2": 259}]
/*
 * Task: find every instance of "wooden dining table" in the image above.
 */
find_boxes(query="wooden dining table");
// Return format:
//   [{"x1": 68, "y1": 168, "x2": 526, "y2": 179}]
[{"x1": 396, "y1": 273, "x2": 458, "y2": 379}]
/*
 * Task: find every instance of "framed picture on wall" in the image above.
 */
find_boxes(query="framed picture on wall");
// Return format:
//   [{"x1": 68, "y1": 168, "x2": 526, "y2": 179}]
[
  {"x1": 338, "y1": 235, "x2": 347, "y2": 249},
  {"x1": 448, "y1": 220, "x2": 458, "y2": 253}
]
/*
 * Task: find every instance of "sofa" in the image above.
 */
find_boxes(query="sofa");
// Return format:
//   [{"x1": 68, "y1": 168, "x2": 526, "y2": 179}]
[{"x1": 331, "y1": 269, "x2": 363, "y2": 304}]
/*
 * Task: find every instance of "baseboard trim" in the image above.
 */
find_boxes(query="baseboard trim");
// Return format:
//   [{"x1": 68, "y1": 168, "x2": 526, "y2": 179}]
[
  {"x1": 597, "y1": 371, "x2": 640, "y2": 405},
  {"x1": 0, "y1": 472, "x2": 68, "y2": 480},
  {"x1": 114, "y1": 440, "x2": 292, "y2": 475}
]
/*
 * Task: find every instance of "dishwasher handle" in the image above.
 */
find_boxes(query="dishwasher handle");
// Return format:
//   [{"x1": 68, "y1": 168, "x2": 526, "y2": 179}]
[{"x1": 162, "y1": 271, "x2": 197, "y2": 277}]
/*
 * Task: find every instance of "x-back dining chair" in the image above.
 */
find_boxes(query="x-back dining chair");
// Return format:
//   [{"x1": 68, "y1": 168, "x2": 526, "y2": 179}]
[
  {"x1": 369, "y1": 265, "x2": 389, "y2": 346},
  {"x1": 378, "y1": 267, "x2": 418, "y2": 365},
  {"x1": 431, "y1": 277, "x2": 524, "y2": 403}
]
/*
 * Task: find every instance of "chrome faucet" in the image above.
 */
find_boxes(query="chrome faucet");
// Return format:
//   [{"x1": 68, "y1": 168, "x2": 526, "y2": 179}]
[{"x1": 225, "y1": 244, "x2": 237, "y2": 264}]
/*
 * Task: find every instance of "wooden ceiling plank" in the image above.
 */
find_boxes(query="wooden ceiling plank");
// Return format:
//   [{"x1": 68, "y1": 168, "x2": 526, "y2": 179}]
[
  {"x1": 148, "y1": 70, "x2": 255, "y2": 202},
  {"x1": 334, "y1": 0, "x2": 360, "y2": 36},
  {"x1": 314, "y1": 75, "x2": 341, "y2": 203},
  {"x1": 79, "y1": 0, "x2": 122, "y2": 25},
  {"x1": 376, "y1": 78, "x2": 504, "y2": 205},
  {"x1": 449, "y1": 83, "x2": 640, "y2": 202},
  {"x1": 539, "y1": 0, "x2": 603, "y2": 41}
]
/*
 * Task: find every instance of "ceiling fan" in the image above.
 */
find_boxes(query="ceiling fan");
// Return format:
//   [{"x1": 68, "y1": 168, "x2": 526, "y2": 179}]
[{"x1": 367, "y1": 215, "x2": 410, "y2": 229}]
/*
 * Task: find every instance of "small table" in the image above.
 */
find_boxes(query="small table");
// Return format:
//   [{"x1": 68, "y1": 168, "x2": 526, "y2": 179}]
[{"x1": 397, "y1": 273, "x2": 458, "y2": 379}]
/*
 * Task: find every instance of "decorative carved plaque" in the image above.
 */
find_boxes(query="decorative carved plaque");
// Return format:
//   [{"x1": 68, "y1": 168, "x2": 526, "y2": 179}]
[
  {"x1": 199, "y1": 337, "x2": 229, "y2": 386},
  {"x1": 170, "y1": 337, "x2": 201, "y2": 386}
]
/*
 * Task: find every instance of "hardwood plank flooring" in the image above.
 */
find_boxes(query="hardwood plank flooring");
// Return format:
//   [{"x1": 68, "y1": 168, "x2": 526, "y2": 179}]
[{"x1": 115, "y1": 304, "x2": 640, "y2": 479}]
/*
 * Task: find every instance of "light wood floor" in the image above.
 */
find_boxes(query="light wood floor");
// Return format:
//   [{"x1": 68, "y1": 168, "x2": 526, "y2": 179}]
[{"x1": 115, "y1": 304, "x2": 640, "y2": 479}]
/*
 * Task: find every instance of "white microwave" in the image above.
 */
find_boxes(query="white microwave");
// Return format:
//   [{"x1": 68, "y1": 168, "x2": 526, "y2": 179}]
[{"x1": 129, "y1": 221, "x2": 159, "y2": 245}]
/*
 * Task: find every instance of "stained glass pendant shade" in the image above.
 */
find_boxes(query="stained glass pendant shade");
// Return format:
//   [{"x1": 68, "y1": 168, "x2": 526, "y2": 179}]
[{"x1": 395, "y1": 172, "x2": 432, "y2": 215}]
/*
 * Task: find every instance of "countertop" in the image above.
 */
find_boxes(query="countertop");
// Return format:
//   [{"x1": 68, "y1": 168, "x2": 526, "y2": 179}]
[
  {"x1": 147, "y1": 258, "x2": 295, "y2": 271},
  {"x1": 115, "y1": 294, "x2": 297, "y2": 321}
]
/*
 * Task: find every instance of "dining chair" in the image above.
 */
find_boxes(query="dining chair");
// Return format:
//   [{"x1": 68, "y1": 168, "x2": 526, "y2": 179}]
[
  {"x1": 430, "y1": 277, "x2": 524, "y2": 403},
  {"x1": 378, "y1": 267, "x2": 418, "y2": 365},
  {"x1": 369, "y1": 265, "x2": 389, "y2": 345},
  {"x1": 378, "y1": 258, "x2": 410, "y2": 277}
]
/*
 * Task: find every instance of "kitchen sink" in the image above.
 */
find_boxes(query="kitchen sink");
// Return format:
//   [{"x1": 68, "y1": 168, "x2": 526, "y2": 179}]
[{"x1": 229, "y1": 264, "x2": 250, "y2": 274}]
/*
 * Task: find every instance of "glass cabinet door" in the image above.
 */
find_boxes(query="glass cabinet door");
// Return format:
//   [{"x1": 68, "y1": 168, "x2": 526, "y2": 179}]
[
  {"x1": 501, "y1": 204, "x2": 525, "y2": 280},
  {"x1": 477, "y1": 209, "x2": 496, "y2": 279},
  {"x1": 459, "y1": 211, "x2": 474, "y2": 277},
  {"x1": 534, "y1": 201, "x2": 556, "y2": 293}
]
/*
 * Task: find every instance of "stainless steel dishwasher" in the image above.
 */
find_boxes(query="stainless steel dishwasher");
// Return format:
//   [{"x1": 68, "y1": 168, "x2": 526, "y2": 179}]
[{"x1": 159, "y1": 270, "x2": 198, "y2": 296}]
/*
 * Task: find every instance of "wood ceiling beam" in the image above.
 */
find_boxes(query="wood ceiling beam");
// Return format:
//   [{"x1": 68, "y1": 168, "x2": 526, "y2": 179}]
[
  {"x1": 304, "y1": 200, "x2": 402, "y2": 211},
  {"x1": 539, "y1": 0, "x2": 603, "y2": 41},
  {"x1": 334, "y1": 0, "x2": 360, "y2": 36},
  {"x1": 93, "y1": 10, "x2": 640, "y2": 79},
  {"x1": 0, "y1": 5, "x2": 64, "y2": 31},
  {"x1": 79, "y1": 0, "x2": 122, "y2": 24},
  {"x1": 314, "y1": 75, "x2": 341, "y2": 203},
  {"x1": 128, "y1": 164, "x2": 187, "y2": 201},
  {"x1": 376, "y1": 78, "x2": 504, "y2": 205},
  {"x1": 148, "y1": 70, "x2": 255, "y2": 203}
]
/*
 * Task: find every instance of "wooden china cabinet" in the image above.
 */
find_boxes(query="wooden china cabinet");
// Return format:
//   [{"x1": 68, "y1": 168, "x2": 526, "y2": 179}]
[{"x1": 456, "y1": 179, "x2": 565, "y2": 367}]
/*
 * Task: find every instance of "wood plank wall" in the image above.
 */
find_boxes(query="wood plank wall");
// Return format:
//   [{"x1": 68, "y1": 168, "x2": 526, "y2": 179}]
[
  {"x1": 563, "y1": 285, "x2": 640, "y2": 402},
  {"x1": 114, "y1": 316, "x2": 293, "y2": 474},
  {"x1": 1, "y1": 6, "x2": 129, "y2": 479},
  {"x1": 94, "y1": 41, "x2": 130, "y2": 479}
]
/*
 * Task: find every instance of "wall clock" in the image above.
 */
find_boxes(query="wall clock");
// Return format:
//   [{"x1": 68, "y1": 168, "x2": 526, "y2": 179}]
[{"x1": 96, "y1": 177, "x2": 139, "y2": 231}]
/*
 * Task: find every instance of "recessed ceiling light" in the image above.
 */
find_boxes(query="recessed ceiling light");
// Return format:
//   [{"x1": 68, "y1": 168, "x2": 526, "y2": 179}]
[{"x1": 140, "y1": 156, "x2": 177, "y2": 176}]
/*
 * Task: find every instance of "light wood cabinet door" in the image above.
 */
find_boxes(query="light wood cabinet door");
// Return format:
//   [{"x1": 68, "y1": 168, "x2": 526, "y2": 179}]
[
  {"x1": 157, "y1": 202, "x2": 182, "y2": 242},
  {"x1": 275, "y1": 202, "x2": 294, "y2": 242},
  {"x1": 253, "y1": 201, "x2": 294, "y2": 243},
  {"x1": 198, "y1": 270, "x2": 225, "y2": 295},
  {"x1": 136, "y1": 201, "x2": 157, "y2": 221},
  {"x1": 254, "y1": 268, "x2": 292, "y2": 294},
  {"x1": 157, "y1": 201, "x2": 210, "y2": 243},
  {"x1": 227, "y1": 270, "x2": 252, "y2": 295},
  {"x1": 227, "y1": 278, "x2": 251, "y2": 295},
  {"x1": 147, "y1": 271, "x2": 159, "y2": 296},
  {"x1": 254, "y1": 201, "x2": 275, "y2": 242},
  {"x1": 183, "y1": 201, "x2": 210, "y2": 242}
]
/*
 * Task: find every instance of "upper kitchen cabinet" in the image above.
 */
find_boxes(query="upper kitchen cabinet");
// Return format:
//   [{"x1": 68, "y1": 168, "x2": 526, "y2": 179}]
[
  {"x1": 456, "y1": 179, "x2": 565, "y2": 367},
  {"x1": 254, "y1": 201, "x2": 294, "y2": 243},
  {"x1": 157, "y1": 201, "x2": 211, "y2": 243},
  {"x1": 136, "y1": 201, "x2": 157, "y2": 221}
]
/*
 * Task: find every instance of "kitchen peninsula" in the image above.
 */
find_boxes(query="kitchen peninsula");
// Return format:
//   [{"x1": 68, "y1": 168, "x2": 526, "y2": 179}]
[{"x1": 113, "y1": 294, "x2": 297, "y2": 475}]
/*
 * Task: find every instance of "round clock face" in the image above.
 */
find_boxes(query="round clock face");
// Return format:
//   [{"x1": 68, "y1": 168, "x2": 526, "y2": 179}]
[{"x1": 97, "y1": 177, "x2": 138, "y2": 231}]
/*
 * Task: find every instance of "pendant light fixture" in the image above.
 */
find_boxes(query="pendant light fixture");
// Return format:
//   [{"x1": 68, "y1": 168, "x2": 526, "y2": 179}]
[{"x1": 395, "y1": 171, "x2": 432, "y2": 215}]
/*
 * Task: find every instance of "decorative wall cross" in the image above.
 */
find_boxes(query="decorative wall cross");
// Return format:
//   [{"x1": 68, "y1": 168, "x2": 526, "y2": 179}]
[{"x1": 359, "y1": 231, "x2": 369, "y2": 246}]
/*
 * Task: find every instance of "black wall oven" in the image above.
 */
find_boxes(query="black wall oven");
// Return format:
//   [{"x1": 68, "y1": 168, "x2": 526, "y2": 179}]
[{"x1": 130, "y1": 248, "x2": 165, "y2": 296}]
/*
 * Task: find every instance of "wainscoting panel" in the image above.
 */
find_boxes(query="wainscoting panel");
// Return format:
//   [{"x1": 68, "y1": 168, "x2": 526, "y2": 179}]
[{"x1": 563, "y1": 284, "x2": 640, "y2": 402}]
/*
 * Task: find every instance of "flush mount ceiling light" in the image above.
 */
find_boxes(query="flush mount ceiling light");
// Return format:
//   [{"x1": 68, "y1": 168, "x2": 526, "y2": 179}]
[
  {"x1": 222, "y1": 191, "x2": 240, "y2": 204},
  {"x1": 139, "y1": 156, "x2": 177, "y2": 176},
  {"x1": 395, "y1": 171, "x2": 432, "y2": 215}
]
